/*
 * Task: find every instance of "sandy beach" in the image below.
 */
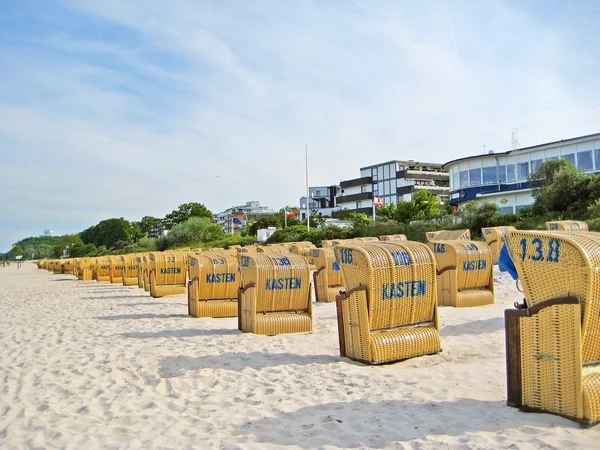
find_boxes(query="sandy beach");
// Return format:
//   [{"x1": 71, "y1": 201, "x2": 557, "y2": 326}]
[{"x1": 1, "y1": 263, "x2": 598, "y2": 449}]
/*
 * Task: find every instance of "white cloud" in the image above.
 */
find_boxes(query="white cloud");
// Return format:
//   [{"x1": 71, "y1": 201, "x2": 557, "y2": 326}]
[{"x1": 1, "y1": 0, "x2": 599, "y2": 250}]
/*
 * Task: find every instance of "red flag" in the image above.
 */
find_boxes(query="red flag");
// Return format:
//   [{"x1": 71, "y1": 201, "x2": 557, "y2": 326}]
[{"x1": 374, "y1": 196, "x2": 384, "y2": 207}]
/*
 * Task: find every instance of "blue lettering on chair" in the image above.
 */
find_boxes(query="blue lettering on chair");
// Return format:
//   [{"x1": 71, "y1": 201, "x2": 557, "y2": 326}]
[
  {"x1": 381, "y1": 280, "x2": 426, "y2": 299},
  {"x1": 205, "y1": 273, "x2": 236, "y2": 283},
  {"x1": 462, "y1": 260, "x2": 487, "y2": 271},
  {"x1": 264, "y1": 277, "x2": 302, "y2": 290}
]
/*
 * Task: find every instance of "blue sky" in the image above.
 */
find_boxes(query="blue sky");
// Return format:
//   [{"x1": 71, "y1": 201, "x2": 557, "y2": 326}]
[{"x1": 1, "y1": 0, "x2": 599, "y2": 251}]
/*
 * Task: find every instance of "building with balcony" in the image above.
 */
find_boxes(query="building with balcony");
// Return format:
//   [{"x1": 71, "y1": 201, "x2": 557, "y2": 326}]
[
  {"x1": 299, "y1": 185, "x2": 340, "y2": 220},
  {"x1": 333, "y1": 160, "x2": 449, "y2": 218},
  {"x1": 443, "y1": 132, "x2": 600, "y2": 214},
  {"x1": 217, "y1": 201, "x2": 276, "y2": 235}
]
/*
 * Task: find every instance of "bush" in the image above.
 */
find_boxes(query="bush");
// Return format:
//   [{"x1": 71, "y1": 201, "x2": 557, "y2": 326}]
[{"x1": 166, "y1": 217, "x2": 225, "y2": 247}]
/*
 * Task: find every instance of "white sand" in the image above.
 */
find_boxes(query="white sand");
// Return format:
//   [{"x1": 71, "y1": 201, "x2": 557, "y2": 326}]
[{"x1": 0, "y1": 263, "x2": 598, "y2": 449}]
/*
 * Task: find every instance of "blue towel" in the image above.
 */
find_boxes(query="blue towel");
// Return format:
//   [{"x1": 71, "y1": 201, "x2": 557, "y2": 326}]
[{"x1": 498, "y1": 244, "x2": 519, "y2": 280}]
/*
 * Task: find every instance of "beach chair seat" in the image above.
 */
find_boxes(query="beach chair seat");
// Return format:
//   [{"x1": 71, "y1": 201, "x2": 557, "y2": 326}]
[
  {"x1": 188, "y1": 252, "x2": 240, "y2": 318},
  {"x1": 482, "y1": 226, "x2": 516, "y2": 265},
  {"x1": 426, "y1": 229, "x2": 471, "y2": 242},
  {"x1": 545, "y1": 220, "x2": 588, "y2": 231},
  {"x1": 428, "y1": 240, "x2": 494, "y2": 307},
  {"x1": 504, "y1": 230, "x2": 600, "y2": 425},
  {"x1": 334, "y1": 242, "x2": 441, "y2": 364},
  {"x1": 238, "y1": 253, "x2": 312, "y2": 335},
  {"x1": 312, "y1": 248, "x2": 344, "y2": 302},
  {"x1": 148, "y1": 251, "x2": 187, "y2": 298}
]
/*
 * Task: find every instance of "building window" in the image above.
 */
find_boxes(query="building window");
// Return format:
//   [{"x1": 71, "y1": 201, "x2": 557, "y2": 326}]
[
  {"x1": 315, "y1": 190, "x2": 321, "y2": 196},
  {"x1": 469, "y1": 168, "x2": 482, "y2": 186},
  {"x1": 378, "y1": 167, "x2": 384, "y2": 180},
  {"x1": 498, "y1": 206, "x2": 514, "y2": 215},
  {"x1": 517, "y1": 162, "x2": 529, "y2": 180},
  {"x1": 595, "y1": 149, "x2": 600, "y2": 171},
  {"x1": 459, "y1": 170, "x2": 469, "y2": 188},
  {"x1": 361, "y1": 185, "x2": 367, "y2": 193},
  {"x1": 452, "y1": 173, "x2": 459, "y2": 190},
  {"x1": 373, "y1": 183, "x2": 378, "y2": 194},
  {"x1": 546, "y1": 156, "x2": 558, "y2": 161},
  {"x1": 482, "y1": 167, "x2": 497, "y2": 184},
  {"x1": 497, "y1": 165, "x2": 507, "y2": 183},
  {"x1": 507, "y1": 165, "x2": 516, "y2": 182},
  {"x1": 356, "y1": 201, "x2": 362, "y2": 209},
  {"x1": 577, "y1": 151, "x2": 593, "y2": 171},
  {"x1": 562, "y1": 153, "x2": 576, "y2": 166},
  {"x1": 384, "y1": 165, "x2": 389, "y2": 179},
  {"x1": 531, "y1": 159, "x2": 543, "y2": 173}
]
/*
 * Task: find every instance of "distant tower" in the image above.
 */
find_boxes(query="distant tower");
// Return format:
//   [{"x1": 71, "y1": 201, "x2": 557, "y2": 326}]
[
  {"x1": 511, "y1": 128, "x2": 520, "y2": 150},
  {"x1": 44, "y1": 229, "x2": 55, "y2": 237}
]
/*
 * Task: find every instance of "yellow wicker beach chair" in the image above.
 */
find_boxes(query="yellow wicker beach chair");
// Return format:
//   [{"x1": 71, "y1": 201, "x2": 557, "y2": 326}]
[
  {"x1": 379, "y1": 234, "x2": 408, "y2": 241},
  {"x1": 148, "y1": 251, "x2": 187, "y2": 298},
  {"x1": 53, "y1": 260, "x2": 64, "y2": 274},
  {"x1": 94, "y1": 257, "x2": 111, "y2": 282},
  {"x1": 108, "y1": 255, "x2": 124, "y2": 284},
  {"x1": 256, "y1": 244, "x2": 290, "y2": 254},
  {"x1": 482, "y1": 226, "x2": 516, "y2": 265},
  {"x1": 290, "y1": 242, "x2": 317, "y2": 270},
  {"x1": 427, "y1": 240, "x2": 494, "y2": 307},
  {"x1": 188, "y1": 252, "x2": 241, "y2": 318},
  {"x1": 75, "y1": 258, "x2": 93, "y2": 281},
  {"x1": 140, "y1": 254, "x2": 150, "y2": 291},
  {"x1": 334, "y1": 242, "x2": 441, "y2": 364},
  {"x1": 239, "y1": 245, "x2": 260, "y2": 253},
  {"x1": 545, "y1": 220, "x2": 589, "y2": 231},
  {"x1": 120, "y1": 254, "x2": 140, "y2": 286},
  {"x1": 62, "y1": 259, "x2": 74, "y2": 275},
  {"x1": 504, "y1": 230, "x2": 600, "y2": 425},
  {"x1": 312, "y1": 248, "x2": 344, "y2": 302},
  {"x1": 426, "y1": 229, "x2": 471, "y2": 242},
  {"x1": 238, "y1": 253, "x2": 312, "y2": 335}
]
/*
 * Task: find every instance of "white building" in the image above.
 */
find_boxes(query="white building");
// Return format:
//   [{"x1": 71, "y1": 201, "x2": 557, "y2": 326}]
[
  {"x1": 299, "y1": 185, "x2": 340, "y2": 220},
  {"x1": 217, "y1": 201, "x2": 275, "y2": 235},
  {"x1": 43, "y1": 229, "x2": 55, "y2": 237},
  {"x1": 257, "y1": 227, "x2": 277, "y2": 243},
  {"x1": 334, "y1": 160, "x2": 449, "y2": 218},
  {"x1": 443, "y1": 132, "x2": 600, "y2": 214}
]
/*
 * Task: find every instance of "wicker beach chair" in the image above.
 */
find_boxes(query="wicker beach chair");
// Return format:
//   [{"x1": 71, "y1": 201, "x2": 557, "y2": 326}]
[
  {"x1": 482, "y1": 226, "x2": 516, "y2": 265},
  {"x1": 238, "y1": 253, "x2": 312, "y2": 335},
  {"x1": 256, "y1": 244, "x2": 291, "y2": 254},
  {"x1": 188, "y1": 252, "x2": 241, "y2": 318},
  {"x1": 120, "y1": 254, "x2": 140, "y2": 286},
  {"x1": 148, "y1": 251, "x2": 187, "y2": 298},
  {"x1": 545, "y1": 220, "x2": 589, "y2": 231},
  {"x1": 75, "y1": 258, "x2": 93, "y2": 281},
  {"x1": 504, "y1": 230, "x2": 600, "y2": 425},
  {"x1": 94, "y1": 257, "x2": 111, "y2": 282},
  {"x1": 379, "y1": 234, "x2": 408, "y2": 242},
  {"x1": 426, "y1": 229, "x2": 471, "y2": 242},
  {"x1": 239, "y1": 245, "x2": 260, "y2": 253},
  {"x1": 334, "y1": 242, "x2": 441, "y2": 364},
  {"x1": 290, "y1": 242, "x2": 317, "y2": 270},
  {"x1": 108, "y1": 255, "x2": 124, "y2": 284},
  {"x1": 313, "y1": 248, "x2": 344, "y2": 302},
  {"x1": 427, "y1": 240, "x2": 494, "y2": 307}
]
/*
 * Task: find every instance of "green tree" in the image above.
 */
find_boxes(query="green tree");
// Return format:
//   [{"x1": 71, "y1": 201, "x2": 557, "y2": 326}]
[
  {"x1": 247, "y1": 216, "x2": 282, "y2": 237},
  {"x1": 139, "y1": 216, "x2": 163, "y2": 235},
  {"x1": 80, "y1": 218, "x2": 134, "y2": 249},
  {"x1": 166, "y1": 217, "x2": 225, "y2": 246},
  {"x1": 458, "y1": 202, "x2": 501, "y2": 238},
  {"x1": 163, "y1": 203, "x2": 212, "y2": 228},
  {"x1": 395, "y1": 190, "x2": 443, "y2": 223}
]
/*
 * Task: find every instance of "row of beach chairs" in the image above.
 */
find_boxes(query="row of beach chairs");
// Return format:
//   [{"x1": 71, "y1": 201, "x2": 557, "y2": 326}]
[{"x1": 37, "y1": 220, "x2": 598, "y2": 425}]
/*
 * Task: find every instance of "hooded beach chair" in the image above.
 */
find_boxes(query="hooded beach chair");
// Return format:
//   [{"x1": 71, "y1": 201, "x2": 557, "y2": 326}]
[
  {"x1": 108, "y1": 255, "x2": 124, "y2": 284},
  {"x1": 545, "y1": 220, "x2": 588, "y2": 231},
  {"x1": 334, "y1": 241, "x2": 441, "y2": 364},
  {"x1": 238, "y1": 253, "x2": 312, "y2": 335},
  {"x1": 313, "y1": 248, "x2": 344, "y2": 302},
  {"x1": 94, "y1": 257, "x2": 111, "y2": 282},
  {"x1": 426, "y1": 229, "x2": 471, "y2": 242},
  {"x1": 427, "y1": 240, "x2": 494, "y2": 307},
  {"x1": 290, "y1": 242, "x2": 317, "y2": 270},
  {"x1": 148, "y1": 251, "x2": 187, "y2": 298},
  {"x1": 482, "y1": 226, "x2": 516, "y2": 265},
  {"x1": 120, "y1": 254, "x2": 140, "y2": 286},
  {"x1": 379, "y1": 234, "x2": 408, "y2": 241},
  {"x1": 188, "y1": 252, "x2": 241, "y2": 318},
  {"x1": 504, "y1": 230, "x2": 600, "y2": 425}
]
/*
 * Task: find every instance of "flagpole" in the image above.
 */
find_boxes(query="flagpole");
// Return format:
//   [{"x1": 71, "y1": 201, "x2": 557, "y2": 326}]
[{"x1": 305, "y1": 145, "x2": 310, "y2": 231}]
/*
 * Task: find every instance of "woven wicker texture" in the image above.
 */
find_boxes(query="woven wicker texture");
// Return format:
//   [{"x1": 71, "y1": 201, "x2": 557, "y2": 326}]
[
  {"x1": 141, "y1": 255, "x2": 150, "y2": 291},
  {"x1": 239, "y1": 246, "x2": 260, "y2": 253},
  {"x1": 334, "y1": 242, "x2": 441, "y2": 364},
  {"x1": 62, "y1": 259, "x2": 74, "y2": 275},
  {"x1": 426, "y1": 229, "x2": 471, "y2": 242},
  {"x1": 107, "y1": 255, "x2": 124, "y2": 284},
  {"x1": 427, "y1": 240, "x2": 494, "y2": 307},
  {"x1": 313, "y1": 248, "x2": 344, "y2": 302},
  {"x1": 238, "y1": 252, "x2": 312, "y2": 335},
  {"x1": 257, "y1": 244, "x2": 291, "y2": 254},
  {"x1": 75, "y1": 258, "x2": 93, "y2": 281},
  {"x1": 148, "y1": 251, "x2": 187, "y2": 298},
  {"x1": 120, "y1": 254, "x2": 140, "y2": 286},
  {"x1": 482, "y1": 226, "x2": 516, "y2": 265},
  {"x1": 187, "y1": 252, "x2": 240, "y2": 318},
  {"x1": 95, "y1": 257, "x2": 111, "y2": 282},
  {"x1": 53, "y1": 261, "x2": 64, "y2": 274},
  {"x1": 504, "y1": 230, "x2": 600, "y2": 424},
  {"x1": 379, "y1": 235, "x2": 408, "y2": 241},
  {"x1": 546, "y1": 220, "x2": 589, "y2": 231}
]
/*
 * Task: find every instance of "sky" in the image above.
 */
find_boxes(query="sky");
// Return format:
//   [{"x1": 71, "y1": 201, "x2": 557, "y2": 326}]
[{"x1": 1, "y1": 0, "x2": 599, "y2": 252}]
